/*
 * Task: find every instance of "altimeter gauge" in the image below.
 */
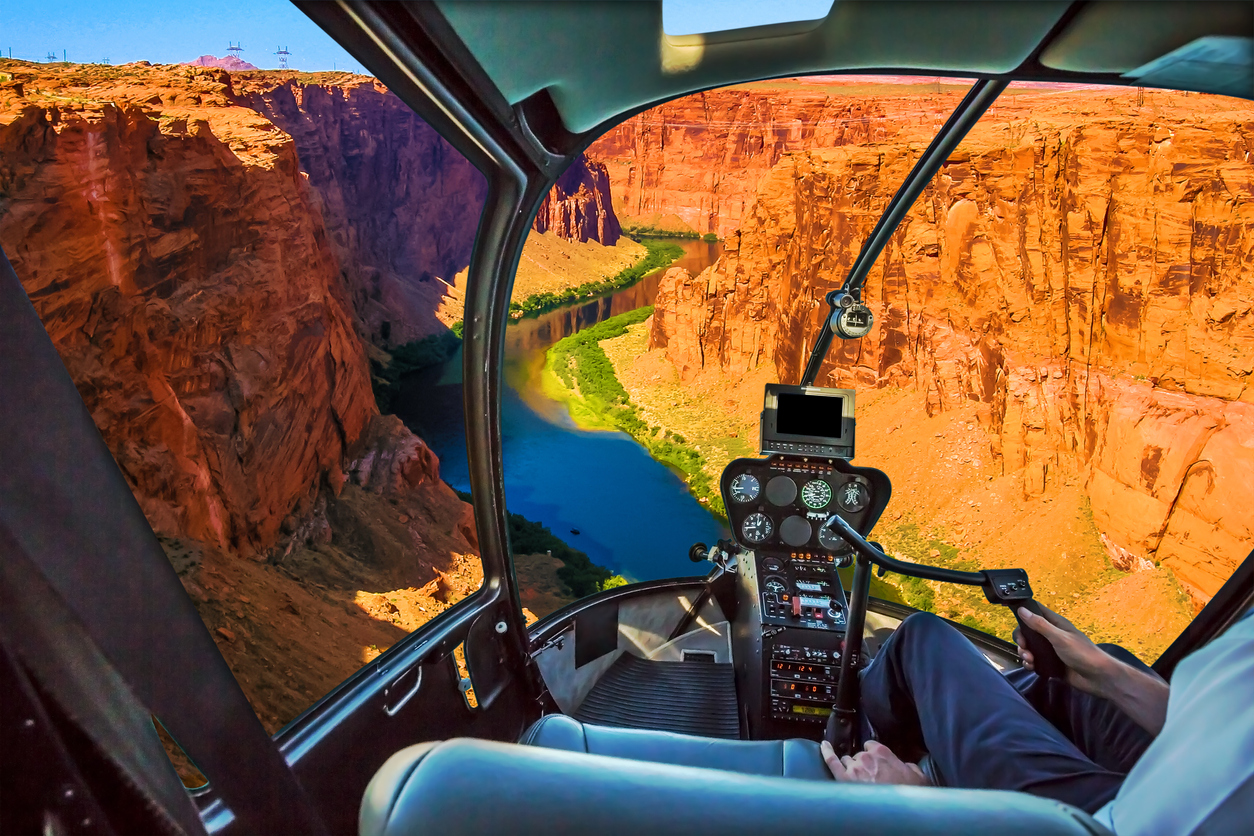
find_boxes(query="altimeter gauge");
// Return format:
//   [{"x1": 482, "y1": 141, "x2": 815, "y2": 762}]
[
  {"x1": 729, "y1": 473, "x2": 761, "y2": 503},
  {"x1": 801, "y1": 479, "x2": 832, "y2": 510},
  {"x1": 741, "y1": 512, "x2": 773, "y2": 544}
]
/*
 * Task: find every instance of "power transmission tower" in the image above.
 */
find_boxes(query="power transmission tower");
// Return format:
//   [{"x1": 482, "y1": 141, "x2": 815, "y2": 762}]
[
  {"x1": 275, "y1": 46, "x2": 290, "y2": 69},
  {"x1": 227, "y1": 42, "x2": 243, "y2": 60},
  {"x1": 46, "y1": 51, "x2": 57, "y2": 62}
]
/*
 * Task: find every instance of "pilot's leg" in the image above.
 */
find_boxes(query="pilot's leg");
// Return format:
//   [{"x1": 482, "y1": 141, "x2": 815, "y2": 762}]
[
  {"x1": 1006, "y1": 644, "x2": 1156, "y2": 774},
  {"x1": 859, "y1": 612, "x2": 1124, "y2": 813}
]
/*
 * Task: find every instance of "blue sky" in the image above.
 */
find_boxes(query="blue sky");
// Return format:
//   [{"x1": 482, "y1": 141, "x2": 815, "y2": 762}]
[
  {"x1": 2, "y1": 0, "x2": 361, "y2": 71},
  {"x1": 3, "y1": 1, "x2": 838, "y2": 70}
]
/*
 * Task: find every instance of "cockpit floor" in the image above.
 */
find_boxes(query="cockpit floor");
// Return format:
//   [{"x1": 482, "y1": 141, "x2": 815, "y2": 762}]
[{"x1": 573, "y1": 653, "x2": 740, "y2": 739}]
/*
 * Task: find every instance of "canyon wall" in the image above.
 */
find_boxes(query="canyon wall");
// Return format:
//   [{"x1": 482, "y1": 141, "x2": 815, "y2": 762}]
[
  {"x1": 0, "y1": 63, "x2": 378, "y2": 556},
  {"x1": 0, "y1": 61, "x2": 629, "y2": 561},
  {"x1": 532, "y1": 154, "x2": 621, "y2": 245},
  {"x1": 586, "y1": 79, "x2": 967, "y2": 238},
  {"x1": 650, "y1": 88, "x2": 1254, "y2": 604},
  {"x1": 236, "y1": 75, "x2": 488, "y2": 348}
]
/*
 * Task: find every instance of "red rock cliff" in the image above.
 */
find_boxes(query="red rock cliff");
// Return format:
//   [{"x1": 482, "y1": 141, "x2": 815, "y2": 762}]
[
  {"x1": 0, "y1": 63, "x2": 380, "y2": 556},
  {"x1": 532, "y1": 154, "x2": 622, "y2": 245},
  {"x1": 586, "y1": 79, "x2": 967, "y2": 237},
  {"x1": 650, "y1": 87, "x2": 1254, "y2": 604},
  {"x1": 235, "y1": 75, "x2": 488, "y2": 347}
]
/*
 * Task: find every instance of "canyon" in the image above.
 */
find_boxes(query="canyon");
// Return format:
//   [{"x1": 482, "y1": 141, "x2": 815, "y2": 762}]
[
  {"x1": 586, "y1": 77, "x2": 972, "y2": 238},
  {"x1": 0, "y1": 60, "x2": 620, "y2": 731},
  {"x1": 642, "y1": 83, "x2": 1253, "y2": 609}
]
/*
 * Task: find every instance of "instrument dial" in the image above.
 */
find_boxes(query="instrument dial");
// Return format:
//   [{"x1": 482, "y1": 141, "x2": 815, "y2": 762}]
[
  {"x1": 836, "y1": 480, "x2": 871, "y2": 513},
  {"x1": 818, "y1": 523, "x2": 851, "y2": 552},
  {"x1": 741, "y1": 512, "x2": 773, "y2": 544},
  {"x1": 763, "y1": 577, "x2": 787, "y2": 595},
  {"x1": 801, "y1": 479, "x2": 832, "y2": 510},
  {"x1": 729, "y1": 473, "x2": 760, "y2": 503}
]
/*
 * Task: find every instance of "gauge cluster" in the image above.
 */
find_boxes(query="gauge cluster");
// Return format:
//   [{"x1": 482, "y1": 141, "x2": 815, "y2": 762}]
[{"x1": 721, "y1": 456, "x2": 890, "y2": 555}]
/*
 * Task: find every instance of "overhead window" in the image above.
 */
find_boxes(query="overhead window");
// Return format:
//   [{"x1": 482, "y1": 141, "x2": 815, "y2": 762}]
[{"x1": 662, "y1": 0, "x2": 835, "y2": 37}]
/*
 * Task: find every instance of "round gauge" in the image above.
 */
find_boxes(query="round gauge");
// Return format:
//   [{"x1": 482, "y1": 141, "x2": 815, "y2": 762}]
[
  {"x1": 763, "y1": 577, "x2": 787, "y2": 595},
  {"x1": 836, "y1": 480, "x2": 871, "y2": 513},
  {"x1": 818, "y1": 523, "x2": 851, "y2": 552},
  {"x1": 741, "y1": 512, "x2": 774, "y2": 544},
  {"x1": 765, "y1": 475, "x2": 798, "y2": 506},
  {"x1": 780, "y1": 515, "x2": 813, "y2": 548},
  {"x1": 729, "y1": 473, "x2": 760, "y2": 504},
  {"x1": 762, "y1": 557, "x2": 784, "y2": 573},
  {"x1": 801, "y1": 479, "x2": 832, "y2": 510}
]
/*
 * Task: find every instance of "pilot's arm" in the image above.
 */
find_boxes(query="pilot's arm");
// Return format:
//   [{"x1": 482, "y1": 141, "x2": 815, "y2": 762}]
[{"x1": 1016, "y1": 604, "x2": 1169, "y2": 736}]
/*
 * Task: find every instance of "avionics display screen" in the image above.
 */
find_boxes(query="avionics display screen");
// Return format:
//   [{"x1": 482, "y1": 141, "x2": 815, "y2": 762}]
[{"x1": 776, "y1": 393, "x2": 844, "y2": 438}]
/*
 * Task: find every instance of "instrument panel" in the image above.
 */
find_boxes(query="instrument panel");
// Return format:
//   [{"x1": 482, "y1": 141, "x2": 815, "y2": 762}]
[{"x1": 721, "y1": 456, "x2": 890, "y2": 555}]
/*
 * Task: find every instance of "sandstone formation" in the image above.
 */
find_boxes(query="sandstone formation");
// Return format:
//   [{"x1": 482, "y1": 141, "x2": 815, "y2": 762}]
[
  {"x1": 0, "y1": 62, "x2": 376, "y2": 557},
  {"x1": 649, "y1": 87, "x2": 1253, "y2": 605},
  {"x1": 533, "y1": 154, "x2": 622, "y2": 245},
  {"x1": 235, "y1": 75, "x2": 488, "y2": 347},
  {"x1": 586, "y1": 78, "x2": 969, "y2": 237},
  {"x1": 0, "y1": 60, "x2": 624, "y2": 561}
]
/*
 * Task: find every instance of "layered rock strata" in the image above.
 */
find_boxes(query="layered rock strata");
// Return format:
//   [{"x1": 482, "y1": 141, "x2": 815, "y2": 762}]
[
  {"x1": 532, "y1": 154, "x2": 621, "y2": 245},
  {"x1": 650, "y1": 88, "x2": 1254, "y2": 604},
  {"x1": 586, "y1": 79, "x2": 968, "y2": 237},
  {"x1": 0, "y1": 63, "x2": 377, "y2": 557}
]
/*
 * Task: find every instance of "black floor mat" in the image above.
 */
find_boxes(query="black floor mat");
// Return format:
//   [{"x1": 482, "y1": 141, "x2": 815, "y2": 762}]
[{"x1": 573, "y1": 653, "x2": 740, "y2": 739}]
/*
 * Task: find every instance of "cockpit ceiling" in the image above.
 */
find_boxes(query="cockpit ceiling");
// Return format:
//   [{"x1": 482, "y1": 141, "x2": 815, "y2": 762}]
[{"x1": 433, "y1": 0, "x2": 1253, "y2": 135}]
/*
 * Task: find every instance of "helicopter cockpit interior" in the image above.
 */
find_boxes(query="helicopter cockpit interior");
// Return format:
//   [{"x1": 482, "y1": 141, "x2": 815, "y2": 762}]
[{"x1": 2, "y1": 2, "x2": 1252, "y2": 836}]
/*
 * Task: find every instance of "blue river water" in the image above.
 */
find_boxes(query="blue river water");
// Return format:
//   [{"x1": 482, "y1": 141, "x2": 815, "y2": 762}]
[{"x1": 394, "y1": 239, "x2": 729, "y2": 581}]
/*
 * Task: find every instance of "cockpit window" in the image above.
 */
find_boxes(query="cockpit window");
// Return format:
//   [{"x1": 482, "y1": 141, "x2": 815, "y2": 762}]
[
  {"x1": 786, "y1": 81, "x2": 1254, "y2": 659},
  {"x1": 487, "y1": 76, "x2": 978, "y2": 617},
  {"x1": 0, "y1": 0, "x2": 485, "y2": 761},
  {"x1": 497, "y1": 74, "x2": 1251, "y2": 661}
]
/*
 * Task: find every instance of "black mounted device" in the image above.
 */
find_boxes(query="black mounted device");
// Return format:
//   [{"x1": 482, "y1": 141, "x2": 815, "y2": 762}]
[{"x1": 759, "y1": 384, "x2": 855, "y2": 459}]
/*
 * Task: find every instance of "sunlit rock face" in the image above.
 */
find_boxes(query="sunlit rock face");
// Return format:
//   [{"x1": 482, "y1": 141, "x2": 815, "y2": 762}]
[
  {"x1": 586, "y1": 83, "x2": 964, "y2": 237},
  {"x1": 0, "y1": 65, "x2": 379, "y2": 556},
  {"x1": 533, "y1": 154, "x2": 622, "y2": 245},
  {"x1": 648, "y1": 88, "x2": 1254, "y2": 604}
]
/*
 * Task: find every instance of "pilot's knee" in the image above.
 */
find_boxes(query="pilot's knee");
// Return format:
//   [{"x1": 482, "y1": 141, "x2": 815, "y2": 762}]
[{"x1": 897, "y1": 611, "x2": 952, "y2": 642}]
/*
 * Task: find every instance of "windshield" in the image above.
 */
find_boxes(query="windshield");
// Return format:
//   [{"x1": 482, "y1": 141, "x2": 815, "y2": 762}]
[{"x1": 495, "y1": 77, "x2": 1252, "y2": 662}]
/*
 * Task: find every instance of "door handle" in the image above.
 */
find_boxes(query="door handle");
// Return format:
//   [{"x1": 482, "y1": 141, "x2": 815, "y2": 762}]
[{"x1": 383, "y1": 665, "x2": 422, "y2": 717}]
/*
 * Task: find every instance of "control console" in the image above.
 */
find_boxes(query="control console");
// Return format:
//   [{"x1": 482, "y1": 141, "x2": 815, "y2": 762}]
[
  {"x1": 769, "y1": 643, "x2": 842, "y2": 724},
  {"x1": 756, "y1": 551, "x2": 847, "y2": 631}
]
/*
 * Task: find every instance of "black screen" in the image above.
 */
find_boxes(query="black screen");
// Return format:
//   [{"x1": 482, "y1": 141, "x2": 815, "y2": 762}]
[{"x1": 776, "y1": 393, "x2": 844, "y2": 439}]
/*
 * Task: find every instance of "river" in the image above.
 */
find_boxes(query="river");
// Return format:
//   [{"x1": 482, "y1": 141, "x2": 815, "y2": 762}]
[{"x1": 394, "y1": 238, "x2": 729, "y2": 581}]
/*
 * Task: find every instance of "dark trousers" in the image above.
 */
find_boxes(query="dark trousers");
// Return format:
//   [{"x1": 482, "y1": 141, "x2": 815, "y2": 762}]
[{"x1": 860, "y1": 612, "x2": 1156, "y2": 813}]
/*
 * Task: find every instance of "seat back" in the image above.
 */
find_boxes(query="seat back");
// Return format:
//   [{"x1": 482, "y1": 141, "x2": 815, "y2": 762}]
[{"x1": 361, "y1": 738, "x2": 1110, "y2": 836}]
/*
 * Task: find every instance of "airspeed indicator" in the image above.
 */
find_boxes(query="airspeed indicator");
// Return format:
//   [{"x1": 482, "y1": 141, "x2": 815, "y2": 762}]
[{"x1": 801, "y1": 479, "x2": 832, "y2": 510}]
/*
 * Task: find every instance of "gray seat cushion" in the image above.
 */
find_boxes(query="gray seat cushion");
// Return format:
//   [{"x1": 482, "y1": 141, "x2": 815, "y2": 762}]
[
  {"x1": 520, "y1": 713, "x2": 832, "y2": 781},
  {"x1": 360, "y1": 737, "x2": 1110, "y2": 836}
]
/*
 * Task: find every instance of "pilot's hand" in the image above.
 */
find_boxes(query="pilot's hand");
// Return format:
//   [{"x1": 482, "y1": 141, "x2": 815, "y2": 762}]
[
  {"x1": 1015, "y1": 603, "x2": 1109, "y2": 695},
  {"x1": 821, "y1": 740, "x2": 929, "y2": 786}
]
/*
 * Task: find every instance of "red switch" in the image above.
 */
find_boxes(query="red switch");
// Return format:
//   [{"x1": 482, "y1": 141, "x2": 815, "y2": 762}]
[{"x1": 792, "y1": 597, "x2": 802, "y2": 617}]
